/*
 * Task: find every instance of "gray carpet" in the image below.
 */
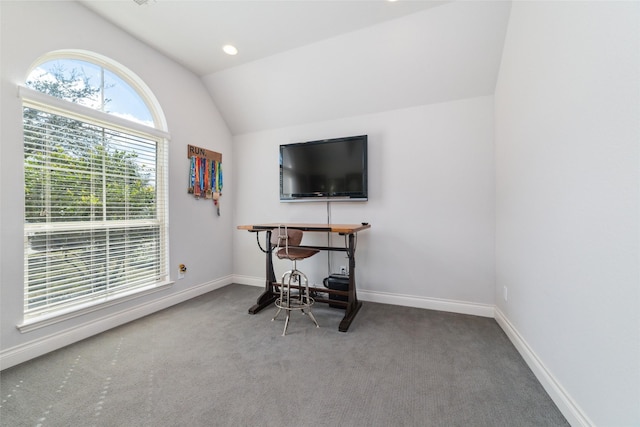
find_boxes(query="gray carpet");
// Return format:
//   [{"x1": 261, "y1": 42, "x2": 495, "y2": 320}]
[{"x1": 0, "y1": 284, "x2": 568, "y2": 426}]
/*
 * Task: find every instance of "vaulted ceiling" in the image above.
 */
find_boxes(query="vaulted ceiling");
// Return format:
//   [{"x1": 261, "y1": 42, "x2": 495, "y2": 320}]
[{"x1": 79, "y1": 1, "x2": 511, "y2": 135}]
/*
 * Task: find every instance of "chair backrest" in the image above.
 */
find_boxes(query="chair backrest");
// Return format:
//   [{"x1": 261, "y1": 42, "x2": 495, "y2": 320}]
[{"x1": 270, "y1": 227, "x2": 303, "y2": 248}]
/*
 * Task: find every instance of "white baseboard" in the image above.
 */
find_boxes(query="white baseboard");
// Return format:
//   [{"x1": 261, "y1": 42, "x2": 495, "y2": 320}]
[
  {"x1": 358, "y1": 289, "x2": 495, "y2": 318},
  {"x1": 232, "y1": 274, "x2": 265, "y2": 288},
  {"x1": 233, "y1": 275, "x2": 494, "y2": 317},
  {"x1": 494, "y1": 308, "x2": 594, "y2": 427},
  {"x1": 0, "y1": 276, "x2": 232, "y2": 370}
]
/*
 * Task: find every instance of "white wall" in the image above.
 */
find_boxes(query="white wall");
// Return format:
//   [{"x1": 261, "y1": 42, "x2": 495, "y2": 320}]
[
  {"x1": 494, "y1": 2, "x2": 640, "y2": 426},
  {"x1": 233, "y1": 96, "x2": 496, "y2": 316},
  {"x1": 0, "y1": 1, "x2": 234, "y2": 368}
]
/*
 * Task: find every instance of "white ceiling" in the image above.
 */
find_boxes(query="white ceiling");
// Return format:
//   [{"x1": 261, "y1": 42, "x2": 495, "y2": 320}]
[
  {"x1": 79, "y1": 0, "x2": 511, "y2": 135},
  {"x1": 79, "y1": 0, "x2": 449, "y2": 77}
]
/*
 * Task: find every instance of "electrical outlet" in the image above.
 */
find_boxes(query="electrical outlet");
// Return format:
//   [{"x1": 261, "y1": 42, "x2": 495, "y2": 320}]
[
  {"x1": 503, "y1": 286, "x2": 508, "y2": 302},
  {"x1": 178, "y1": 272, "x2": 185, "y2": 280},
  {"x1": 340, "y1": 266, "x2": 347, "y2": 275}
]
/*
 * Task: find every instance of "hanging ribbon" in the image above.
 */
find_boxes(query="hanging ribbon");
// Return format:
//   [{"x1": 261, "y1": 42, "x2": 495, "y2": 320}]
[{"x1": 188, "y1": 156, "x2": 196, "y2": 194}]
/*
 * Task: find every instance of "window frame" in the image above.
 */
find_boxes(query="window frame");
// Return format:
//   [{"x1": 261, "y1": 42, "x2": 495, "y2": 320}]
[{"x1": 18, "y1": 52, "x2": 171, "y2": 332}]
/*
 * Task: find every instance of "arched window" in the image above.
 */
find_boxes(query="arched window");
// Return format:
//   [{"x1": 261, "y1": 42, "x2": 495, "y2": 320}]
[{"x1": 20, "y1": 51, "x2": 170, "y2": 326}]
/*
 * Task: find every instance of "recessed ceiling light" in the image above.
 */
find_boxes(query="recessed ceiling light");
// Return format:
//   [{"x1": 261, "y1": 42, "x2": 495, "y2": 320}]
[{"x1": 223, "y1": 45, "x2": 238, "y2": 56}]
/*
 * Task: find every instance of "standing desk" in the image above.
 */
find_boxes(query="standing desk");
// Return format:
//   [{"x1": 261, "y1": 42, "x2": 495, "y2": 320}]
[{"x1": 237, "y1": 223, "x2": 371, "y2": 332}]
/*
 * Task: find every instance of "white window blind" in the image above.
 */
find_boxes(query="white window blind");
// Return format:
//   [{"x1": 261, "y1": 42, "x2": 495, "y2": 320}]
[{"x1": 23, "y1": 103, "x2": 169, "y2": 320}]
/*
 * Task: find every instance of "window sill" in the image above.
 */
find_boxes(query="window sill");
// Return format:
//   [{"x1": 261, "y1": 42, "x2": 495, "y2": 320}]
[{"x1": 17, "y1": 281, "x2": 174, "y2": 333}]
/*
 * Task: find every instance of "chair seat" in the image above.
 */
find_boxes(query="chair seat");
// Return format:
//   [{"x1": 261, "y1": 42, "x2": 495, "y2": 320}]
[{"x1": 276, "y1": 247, "x2": 319, "y2": 260}]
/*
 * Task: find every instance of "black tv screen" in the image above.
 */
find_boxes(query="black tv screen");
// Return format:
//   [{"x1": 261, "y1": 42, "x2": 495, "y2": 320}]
[{"x1": 280, "y1": 135, "x2": 368, "y2": 201}]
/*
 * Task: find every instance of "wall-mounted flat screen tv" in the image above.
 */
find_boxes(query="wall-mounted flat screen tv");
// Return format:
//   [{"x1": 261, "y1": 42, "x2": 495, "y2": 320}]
[{"x1": 280, "y1": 135, "x2": 368, "y2": 202}]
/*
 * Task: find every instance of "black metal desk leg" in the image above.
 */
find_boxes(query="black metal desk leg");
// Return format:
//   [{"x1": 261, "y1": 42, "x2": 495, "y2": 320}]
[
  {"x1": 249, "y1": 230, "x2": 277, "y2": 314},
  {"x1": 339, "y1": 233, "x2": 362, "y2": 332}
]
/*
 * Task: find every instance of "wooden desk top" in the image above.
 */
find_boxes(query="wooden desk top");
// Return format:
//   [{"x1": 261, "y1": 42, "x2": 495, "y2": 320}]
[{"x1": 237, "y1": 223, "x2": 371, "y2": 234}]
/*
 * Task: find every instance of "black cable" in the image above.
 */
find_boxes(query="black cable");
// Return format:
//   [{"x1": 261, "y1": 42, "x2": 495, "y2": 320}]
[{"x1": 256, "y1": 231, "x2": 269, "y2": 254}]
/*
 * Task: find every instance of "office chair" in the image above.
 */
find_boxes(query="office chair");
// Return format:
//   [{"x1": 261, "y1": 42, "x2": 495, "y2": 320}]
[{"x1": 271, "y1": 226, "x2": 320, "y2": 336}]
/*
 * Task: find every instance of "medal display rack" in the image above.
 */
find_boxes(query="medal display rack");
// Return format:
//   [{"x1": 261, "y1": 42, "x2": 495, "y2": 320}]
[{"x1": 187, "y1": 144, "x2": 223, "y2": 215}]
